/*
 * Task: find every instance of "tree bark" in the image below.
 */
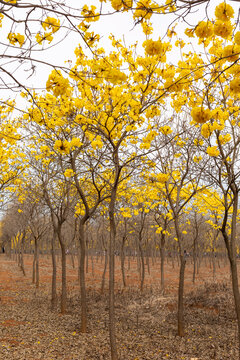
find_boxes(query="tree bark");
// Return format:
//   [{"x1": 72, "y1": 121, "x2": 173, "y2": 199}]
[
  {"x1": 51, "y1": 231, "x2": 57, "y2": 311},
  {"x1": 58, "y1": 228, "x2": 67, "y2": 314},
  {"x1": 178, "y1": 255, "x2": 186, "y2": 337},
  {"x1": 160, "y1": 235, "x2": 165, "y2": 292},
  {"x1": 109, "y1": 185, "x2": 118, "y2": 360},
  {"x1": 79, "y1": 222, "x2": 87, "y2": 333},
  {"x1": 35, "y1": 238, "x2": 39, "y2": 288},
  {"x1": 222, "y1": 192, "x2": 240, "y2": 359},
  {"x1": 120, "y1": 235, "x2": 127, "y2": 288},
  {"x1": 139, "y1": 241, "x2": 145, "y2": 292},
  {"x1": 101, "y1": 248, "x2": 108, "y2": 294}
]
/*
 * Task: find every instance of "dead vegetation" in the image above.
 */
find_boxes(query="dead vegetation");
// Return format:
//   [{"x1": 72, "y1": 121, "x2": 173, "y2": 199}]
[{"x1": 0, "y1": 255, "x2": 238, "y2": 359}]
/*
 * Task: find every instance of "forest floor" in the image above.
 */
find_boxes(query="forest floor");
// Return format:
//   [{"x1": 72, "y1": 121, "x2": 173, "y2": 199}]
[{"x1": 0, "y1": 254, "x2": 238, "y2": 359}]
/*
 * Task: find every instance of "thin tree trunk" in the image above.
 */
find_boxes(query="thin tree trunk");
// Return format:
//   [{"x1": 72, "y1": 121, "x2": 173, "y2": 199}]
[
  {"x1": 178, "y1": 255, "x2": 186, "y2": 337},
  {"x1": 79, "y1": 222, "x2": 87, "y2": 333},
  {"x1": 222, "y1": 192, "x2": 240, "y2": 359},
  {"x1": 101, "y1": 249, "x2": 108, "y2": 294},
  {"x1": 139, "y1": 241, "x2": 145, "y2": 292},
  {"x1": 51, "y1": 232, "x2": 57, "y2": 311},
  {"x1": 35, "y1": 239, "x2": 39, "y2": 288},
  {"x1": 109, "y1": 186, "x2": 118, "y2": 360},
  {"x1": 192, "y1": 237, "x2": 197, "y2": 284},
  {"x1": 120, "y1": 236, "x2": 126, "y2": 288},
  {"x1": 20, "y1": 237, "x2": 26, "y2": 276},
  {"x1": 71, "y1": 253, "x2": 75, "y2": 269},
  {"x1": 32, "y1": 247, "x2": 36, "y2": 284},
  {"x1": 59, "y1": 238, "x2": 67, "y2": 314},
  {"x1": 160, "y1": 235, "x2": 165, "y2": 292}
]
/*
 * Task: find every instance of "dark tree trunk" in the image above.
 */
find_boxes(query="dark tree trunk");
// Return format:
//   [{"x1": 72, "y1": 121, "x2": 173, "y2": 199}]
[
  {"x1": 101, "y1": 248, "x2": 108, "y2": 294},
  {"x1": 79, "y1": 222, "x2": 87, "y2": 333},
  {"x1": 51, "y1": 231, "x2": 57, "y2": 311},
  {"x1": 109, "y1": 185, "x2": 118, "y2": 360},
  {"x1": 120, "y1": 235, "x2": 127, "y2": 288},
  {"x1": 160, "y1": 235, "x2": 165, "y2": 292},
  {"x1": 35, "y1": 239, "x2": 39, "y2": 288},
  {"x1": 178, "y1": 255, "x2": 186, "y2": 337}
]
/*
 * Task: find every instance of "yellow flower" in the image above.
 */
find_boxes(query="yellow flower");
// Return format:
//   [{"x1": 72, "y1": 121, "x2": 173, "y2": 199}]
[
  {"x1": 218, "y1": 134, "x2": 231, "y2": 145},
  {"x1": 201, "y1": 123, "x2": 212, "y2": 138},
  {"x1": 54, "y1": 140, "x2": 70, "y2": 155},
  {"x1": 64, "y1": 169, "x2": 74, "y2": 177},
  {"x1": 36, "y1": 32, "x2": 53, "y2": 45},
  {"x1": 143, "y1": 39, "x2": 170, "y2": 59},
  {"x1": 184, "y1": 28, "x2": 195, "y2": 38},
  {"x1": 134, "y1": 0, "x2": 154, "y2": 20},
  {"x1": 214, "y1": 20, "x2": 233, "y2": 39},
  {"x1": 223, "y1": 45, "x2": 240, "y2": 62},
  {"x1": 70, "y1": 137, "x2": 82, "y2": 149},
  {"x1": 191, "y1": 107, "x2": 211, "y2": 124},
  {"x1": 81, "y1": 5, "x2": 100, "y2": 22},
  {"x1": 30, "y1": 108, "x2": 44, "y2": 125},
  {"x1": 159, "y1": 125, "x2": 172, "y2": 135},
  {"x1": 194, "y1": 138, "x2": 203, "y2": 146},
  {"x1": 91, "y1": 135, "x2": 103, "y2": 149},
  {"x1": 235, "y1": 32, "x2": 240, "y2": 45},
  {"x1": 230, "y1": 78, "x2": 240, "y2": 94},
  {"x1": 42, "y1": 17, "x2": 60, "y2": 33},
  {"x1": 157, "y1": 173, "x2": 169, "y2": 183},
  {"x1": 111, "y1": 0, "x2": 123, "y2": 10},
  {"x1": 141, "y1": 21, "x2": 153, "y2": 35},
  {"x1": 0, "y1": 14, "x2": 4, "y2": 27},
  {"x1": 207, "y1": 146, "x2": 220, "y2": 157},
  {"x1": 7, "y1": 33, "x2": 25, "y2": 47},
  {"x1": 195, "y1": 21, "x2": 213, "y2": 39},
  {"x1": 193, "y1": 155, "x2": 202, "y2": 163},
  {"x1": 215, "y1": 3, "x2": 234, "y2": 22},
  {"x1": 46, "y1": 70, "x2": 70, "y2": 97}
]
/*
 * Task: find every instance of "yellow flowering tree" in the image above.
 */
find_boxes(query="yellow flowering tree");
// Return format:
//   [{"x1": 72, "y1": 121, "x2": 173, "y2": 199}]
[
  {"x1": 171, "y1": 1, "x2": 240, "y2": 353},
  {"x1": 150, "y1": 115, "x2": 208, "y2": 337},
  {"x1": 0, "y1": 101, "x2": 25, "y2": 206}
]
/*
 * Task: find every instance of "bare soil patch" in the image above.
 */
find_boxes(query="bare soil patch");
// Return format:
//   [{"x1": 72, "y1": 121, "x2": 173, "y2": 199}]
[{"x1": 0, "y1": 254, "x2": 238, "y2": 359}]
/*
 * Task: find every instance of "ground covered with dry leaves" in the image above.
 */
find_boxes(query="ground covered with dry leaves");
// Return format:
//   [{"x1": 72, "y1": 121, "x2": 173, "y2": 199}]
[{"x1": 0, "y1": 254, "x2": 238, "y2": 359}]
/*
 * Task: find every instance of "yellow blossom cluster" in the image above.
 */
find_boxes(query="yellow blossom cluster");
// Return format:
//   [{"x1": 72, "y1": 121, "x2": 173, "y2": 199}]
[
  {"x1": 134, "y1": 0, "x2": 155, "y2": 20},
  {"x1": 42, "y1": 17, "x2": 60, "y2": 33},
  {"x1": 54, "y1": 140, "x2": 71, "y2": 155},
  {"x1": 7, "y1": 33, "x2": 25, "y2": 47},
  {"x1": 230, "y1": 78, "x2": 240, "y2": 94},
  {"x1": 195, "y1": 21, "x2": 213, "y2": 39},
  {"x1": 104, "y1": 68, "x2": 127, "y2": 85},
  {"x1": 141, "y1": 21, "x2": 153, "y2": 35},
  {"x1": 36, "y1": 32, "x2": 53, "y2": 45},
  {"x1": 201, "y1": 123, "x2": 212, "y2": 138},
  {"x1": 157, "y1": 173, "x2": 169, "y2": 183},
  {"x1": 235, "y1": 32, "x2": 240, "y2": 45},
  {"x1": 215, "y1": 2, "x2": 234, "y2": 22},
  {"x1": 191, "y1": 107, "x2": 211, "y2": 124},
  {"x1": 222, "y1": 45, "x2": 240, "y2": 62},
  {"x1": 193, "y1": 155, "x2": 202, "y2": 163},
  {"x1": 143, "y1": 39, "x2": 170, "y2": 60},
  {"x1": 218, "y1": 134, "x2": 231, "y2": 145},
  {"x1": 159, "y1": 125, "x2": 172, "y2": 135},
  {"x1": 207, "y1": 146, "x2": 220, "y2": 157},
  {"x1": 0, "y1": 14, "x2": 4, "y2": 27},
  {"x1": 214, "y1": 20, "x2": 233, "y2": 39},
  {"x1": 111, "y1": 0, "x2": 132, "y2": 11},
  {"x1": 29, "y1": 108, "x2": 44, "y2": 125},
  {"x1": 46, "y1": 70, "x2": 70, "y2": 97},
  {"x1": 64, "y1": 169, "x2": 74, "y2": 178},
  {"x1": 36, "y1": 17, "x2": 60, "y2": 45},
  {"x1": 81, "y1": 5, "x2": 100, "y2": 22}
]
